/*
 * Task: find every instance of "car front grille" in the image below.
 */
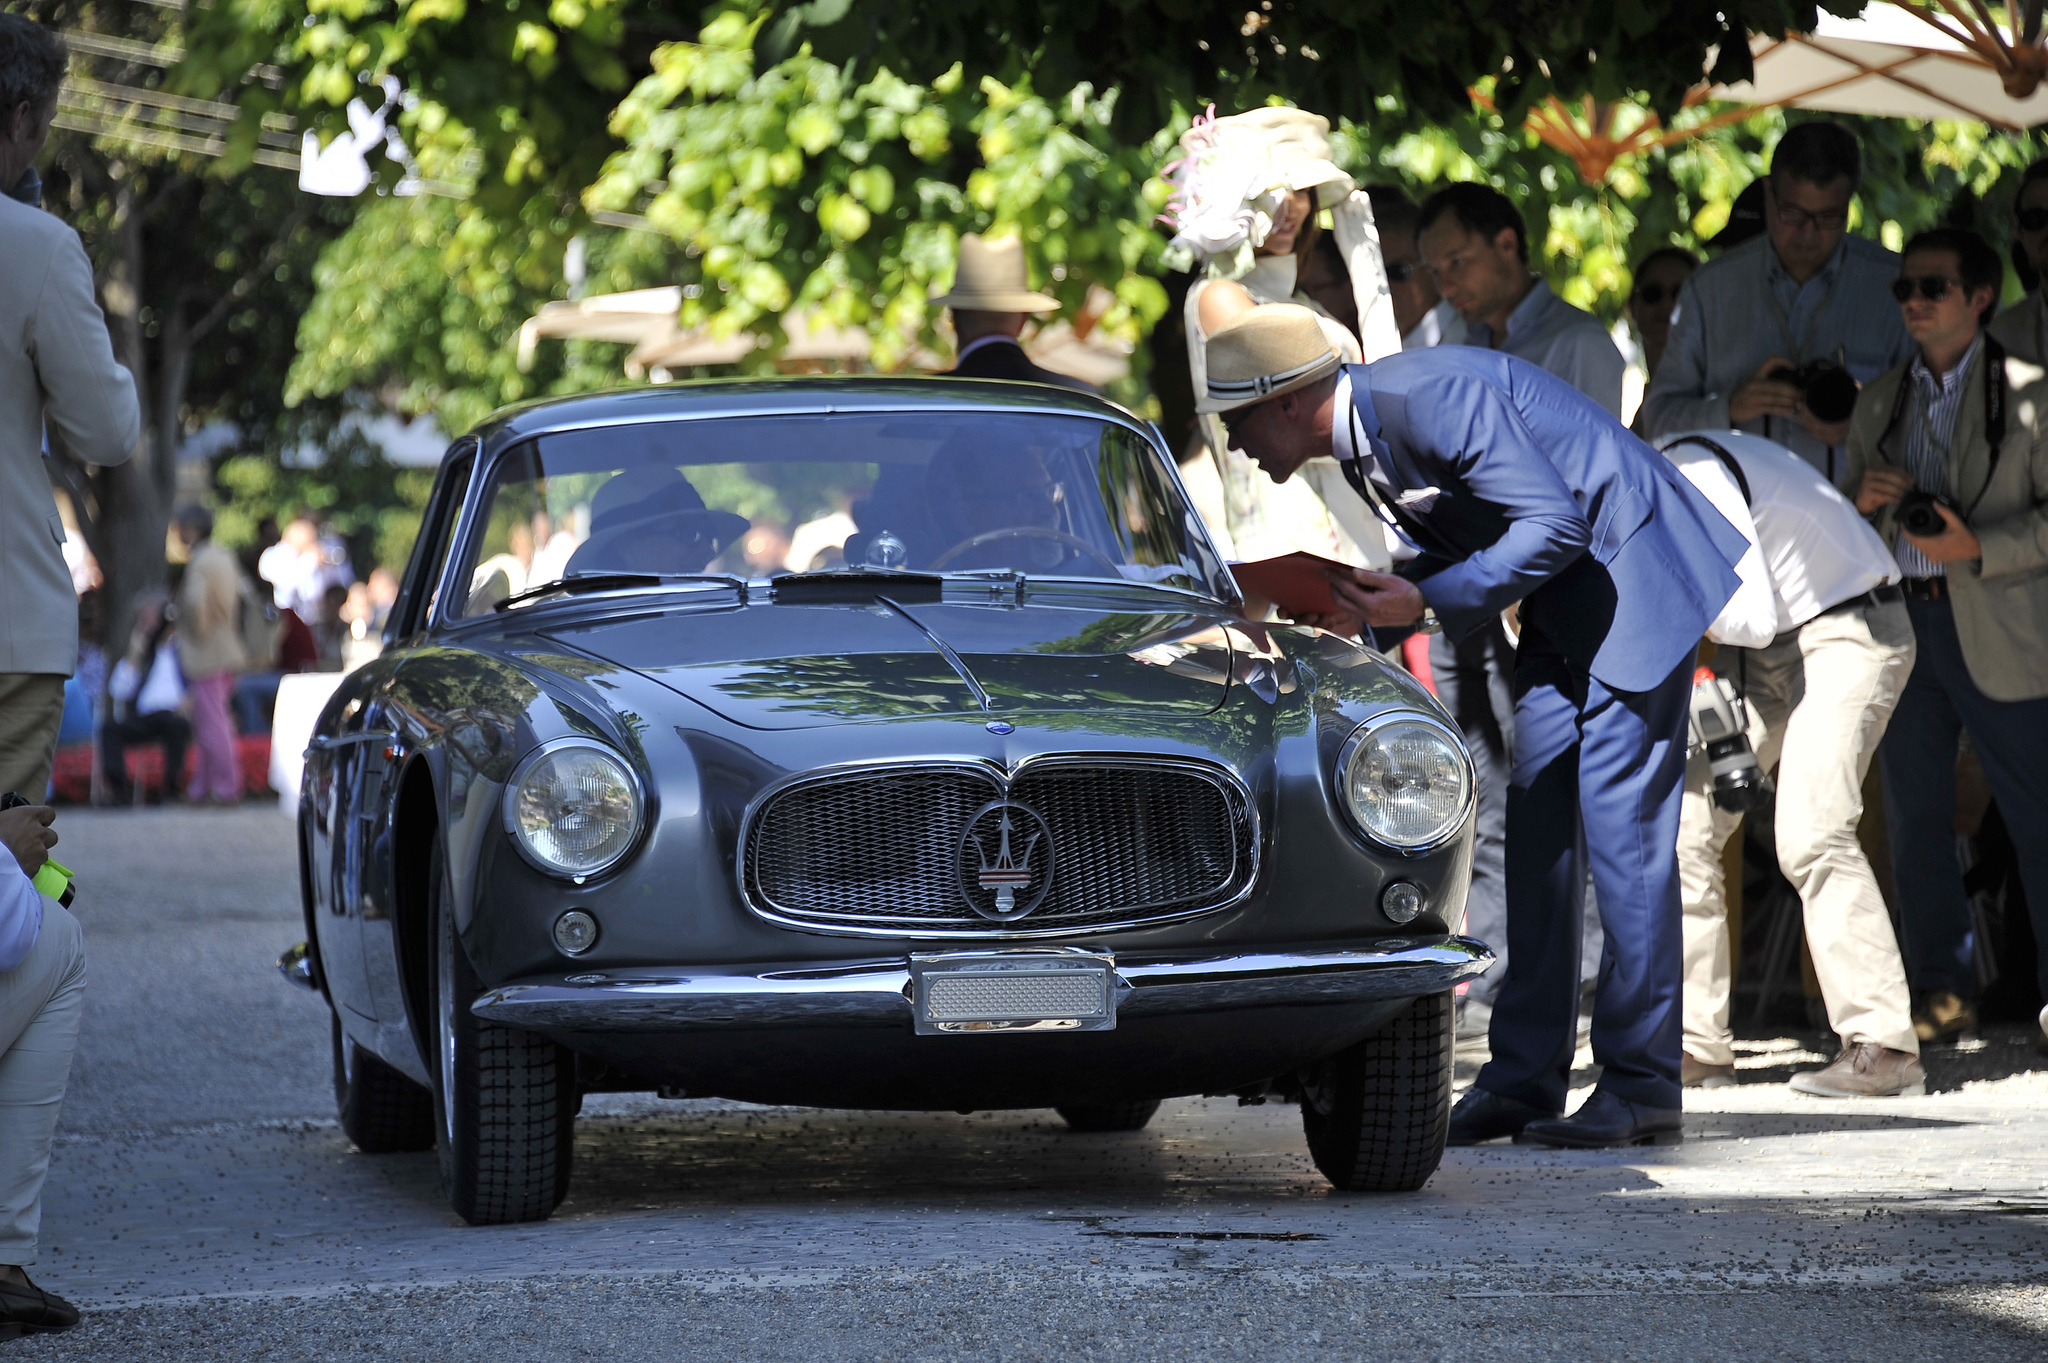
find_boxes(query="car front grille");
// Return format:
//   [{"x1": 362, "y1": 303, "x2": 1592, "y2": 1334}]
[{"x1": 742, "y1": 761, "x2": 1256, "y2": 935}]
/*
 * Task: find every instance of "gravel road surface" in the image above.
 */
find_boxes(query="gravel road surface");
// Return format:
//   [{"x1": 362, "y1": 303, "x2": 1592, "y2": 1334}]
[{"x1": 11, "y1": 806, "x2": 2047, "y2": 1360}]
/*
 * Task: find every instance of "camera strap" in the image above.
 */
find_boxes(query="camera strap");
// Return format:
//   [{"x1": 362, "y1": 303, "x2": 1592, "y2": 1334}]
[
  {"x1": 1659, "y1": 434, "x2": 1753, "y2": 508},
  {"x1": 1878, "y1": 332, "x2": 2005, "y2": 519}
]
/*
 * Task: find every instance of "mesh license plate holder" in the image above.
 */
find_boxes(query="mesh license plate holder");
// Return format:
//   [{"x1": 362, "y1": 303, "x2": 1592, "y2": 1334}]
[{"x1": 908, "y1": 950, "x2": 1119, "y2": 1036}]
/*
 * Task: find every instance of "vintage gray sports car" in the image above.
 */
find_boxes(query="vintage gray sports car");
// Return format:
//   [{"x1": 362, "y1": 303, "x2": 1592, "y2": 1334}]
[{"x1": 283, "y1": 378, "x2": 1490, "y2": 1224}]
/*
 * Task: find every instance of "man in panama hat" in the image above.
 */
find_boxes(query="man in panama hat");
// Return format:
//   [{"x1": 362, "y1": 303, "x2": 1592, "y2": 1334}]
[
  {"x1": 1209, "y1": 303, "x2": 1748, "y2": 1150},
  {"x1": 934, "y1": 234, "x2": 1095, "y2": 392}
]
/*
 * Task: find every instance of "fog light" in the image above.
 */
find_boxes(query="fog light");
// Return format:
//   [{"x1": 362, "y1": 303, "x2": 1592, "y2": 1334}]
[
  {"x1": 552, "y1": 910, "x2": 599, "y2": 956},
  {"x1": 1381, "y1": 882, "x2": 1425, "y2": 925}
]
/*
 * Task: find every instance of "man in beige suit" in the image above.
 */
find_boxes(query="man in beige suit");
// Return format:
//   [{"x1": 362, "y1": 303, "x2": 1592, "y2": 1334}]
[
  {"x1": 0, "y1": 15, "x2": 140, "y2": 800},
  {"x1": 1844, "y1": 226, "x2": 2048, "y2": 1054}
]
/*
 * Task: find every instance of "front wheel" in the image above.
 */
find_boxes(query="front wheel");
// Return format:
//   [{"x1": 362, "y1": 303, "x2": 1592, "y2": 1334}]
[
  {"x1": 1055, "y1": 1100, "x2": 1161, "y2": 1133},
  {"x1": 429, "y1": 836, "x2": 575, "y2": 1224},
  {"x1": 1299, "y1": 991, "x2": 1454, "y2": 1192},
  {"x1": 332, "y1": 1013, "x2": 435, "y2": 1153}
]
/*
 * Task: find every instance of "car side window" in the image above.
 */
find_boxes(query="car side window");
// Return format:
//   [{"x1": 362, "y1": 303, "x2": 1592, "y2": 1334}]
[{"x1": 391, "y1": 443, "x2": 476, "y2": 638}]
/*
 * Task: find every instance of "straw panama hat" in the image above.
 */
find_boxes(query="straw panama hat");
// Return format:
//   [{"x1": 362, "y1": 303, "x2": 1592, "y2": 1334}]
[
  {"x1": 931, "y1": 234, "x2": 1060, "y2": 312},
  {"x1": 1205, "y1": 304, "x2": 1343, "y2": 411}
]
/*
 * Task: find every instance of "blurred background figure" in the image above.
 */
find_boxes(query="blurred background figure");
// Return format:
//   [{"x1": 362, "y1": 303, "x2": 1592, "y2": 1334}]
[
  {"x1": 1364, "y1": 184, "x2": 1456, "y2": 350},
  {"x1": 172, "y1": 507, "x2": 247, "y2": 805},
  {"x1": 100, "y1": 591, "x2": 187, "y2": 806},
  {"x1": 1990, "y1": 157, "x2": 2048, "y2": 364},
  {"x1": 935, "y1": 233, "x2": 1094, "y2": 392},
  {"x1": 312, "y1": 583, "x2": 350, "y2": 673},
  {"x1": 365, "y1": 568, "x2": 400, "y2": 634},
  {"x1": 336, "y1": 582, "x2": 381, "y2": 672},
  {"x1": 1628, "y1": 248, "x2": 1701, "y2": 435},
  {"x1": 258, "y1": 512, "x2": 352, "y2": 624}
]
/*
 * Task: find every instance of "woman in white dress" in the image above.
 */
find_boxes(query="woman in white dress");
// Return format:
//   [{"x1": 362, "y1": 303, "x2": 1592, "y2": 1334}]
[{"x1": 1161, "y1": 107, "x2": 1404, "y2": 566}]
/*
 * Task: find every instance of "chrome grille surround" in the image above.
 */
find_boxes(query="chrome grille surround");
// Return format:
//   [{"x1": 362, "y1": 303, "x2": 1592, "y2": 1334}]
[{"x1": 738, "y1": 756, "x2": 1259, "y2": 939}]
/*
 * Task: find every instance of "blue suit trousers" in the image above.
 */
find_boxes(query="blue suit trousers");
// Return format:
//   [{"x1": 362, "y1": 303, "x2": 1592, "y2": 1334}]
[
  {"x1": 1477, "y1": 649, "x2": 1693, "y2": 1112},
  {"x1": 1880, "y1": 597, "x2": 2048, "y2": 1002}
]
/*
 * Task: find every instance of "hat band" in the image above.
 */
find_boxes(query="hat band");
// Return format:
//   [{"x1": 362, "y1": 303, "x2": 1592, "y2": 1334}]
[{"x1": 1207, "y1": 350, "x2": 1339, "y2": 402}]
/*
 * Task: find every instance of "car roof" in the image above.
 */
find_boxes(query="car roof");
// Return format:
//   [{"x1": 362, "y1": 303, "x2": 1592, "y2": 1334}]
[{"x1": 467, "y1": 376, "x2": 1144, "y2": 451}]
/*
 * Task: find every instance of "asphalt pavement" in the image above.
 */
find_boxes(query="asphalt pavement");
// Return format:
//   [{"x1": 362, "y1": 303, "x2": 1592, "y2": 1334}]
[{"x1": 11, "y1": 805, "x2": 2048, "y2": 1360}]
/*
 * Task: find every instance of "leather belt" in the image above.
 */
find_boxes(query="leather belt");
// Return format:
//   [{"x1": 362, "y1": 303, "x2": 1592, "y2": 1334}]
[
  {"x1": 1897, "y1": 577, "x2": 1948, "y2": 602},
  {"x1": 1820, "y1": 583, "x2": 1905, "y2": 616}
]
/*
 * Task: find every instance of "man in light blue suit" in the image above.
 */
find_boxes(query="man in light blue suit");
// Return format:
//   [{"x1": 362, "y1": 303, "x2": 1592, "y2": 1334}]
[{"x1": 1208, "y1": 305, "x2": 1748, "y2": 1147}]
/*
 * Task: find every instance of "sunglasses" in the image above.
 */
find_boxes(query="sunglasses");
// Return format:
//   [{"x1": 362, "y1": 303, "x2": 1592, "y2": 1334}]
[
  {"x1": 1890, "y1": 275, "x2": 1960, "y2": 303},
  {"x1": 2020, "y1": 207, "x2": 2048, "y2": 232},
  {"x1": 1634, "y1": 283, "x2": 1678, "y2": 307},
  {"x1": 1385, "y1": 260, "x2": 1418, "y2": 284}
]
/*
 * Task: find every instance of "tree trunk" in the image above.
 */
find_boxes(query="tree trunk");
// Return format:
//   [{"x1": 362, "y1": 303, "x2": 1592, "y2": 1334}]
[{"x1": 96, "y1": 172, "x2": 168, "y2": 655}]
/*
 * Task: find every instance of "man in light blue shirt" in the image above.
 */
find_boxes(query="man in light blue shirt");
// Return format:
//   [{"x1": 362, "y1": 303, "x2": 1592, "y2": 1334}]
[
  {"x1": 1417, "y1": 182, "x2": 1624, "y2": 417},
  {"x1": 1645, "y1": 122, "x2": 1914, "y2": 484}
]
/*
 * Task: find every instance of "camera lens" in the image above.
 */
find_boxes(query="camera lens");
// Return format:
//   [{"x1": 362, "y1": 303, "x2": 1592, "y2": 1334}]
[
  {"x1": 1803, "y1": 364, "x2": 1860, "y2": 423},
  {"x1": 1898, "y1": 493, "x2": 1947, "y2": 538}
]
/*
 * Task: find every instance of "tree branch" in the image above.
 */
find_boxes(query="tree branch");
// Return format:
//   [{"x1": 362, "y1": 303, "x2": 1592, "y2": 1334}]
[{"x1": 187, "y1": 202, "x2": 309, "y2": 345}]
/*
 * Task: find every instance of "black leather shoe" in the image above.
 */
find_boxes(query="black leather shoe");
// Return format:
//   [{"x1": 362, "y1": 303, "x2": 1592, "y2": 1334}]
[
  {"x1": 0, "y1": 1272, "x2": 80, "y2": 1338},
  {"x1": 1446, "y1": 1086, "x2": 1560, "y2": 1146},
  {"x1": 1515, "y1": 1088, "x2": 1682, "y2": 1149}
]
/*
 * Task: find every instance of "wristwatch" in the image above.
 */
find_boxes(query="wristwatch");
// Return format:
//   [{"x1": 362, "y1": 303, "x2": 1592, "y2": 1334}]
[{"x1": 1417, "y1": 607, "x2": 1442, "y2": 635}]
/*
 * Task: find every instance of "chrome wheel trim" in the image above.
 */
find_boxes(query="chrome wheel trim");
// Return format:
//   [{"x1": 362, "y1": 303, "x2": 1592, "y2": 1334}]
[{"x1": 436, "y1": 890, "x2": 457, "y2": 1149}]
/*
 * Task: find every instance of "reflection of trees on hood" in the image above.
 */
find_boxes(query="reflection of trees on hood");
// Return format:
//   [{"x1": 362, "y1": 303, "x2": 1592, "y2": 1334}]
[{"x1": 707, "y1": 655, "x2": 978, "y2": 721}]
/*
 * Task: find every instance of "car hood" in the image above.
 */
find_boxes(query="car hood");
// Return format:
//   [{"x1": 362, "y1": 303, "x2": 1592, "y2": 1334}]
[{"x1": 537, "y1": 597, "x2": 1237, "y2": 729}]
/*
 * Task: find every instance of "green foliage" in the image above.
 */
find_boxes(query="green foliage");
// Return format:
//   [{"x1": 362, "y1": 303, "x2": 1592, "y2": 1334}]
[
  {"x1": 755, "y1": 0, "x2": 1830, "y2": 134},
  {"x1": 210, "y1": 414, "x2": 439, "y2": 575},
  {"x1": 586, "y1": 11, "x2": 1171, "y2": 381},
  {"x1": 284, "y1": 190, "x2": 687, "y2": 434},
  {"x1": 1333, "y1": 100, "x2": 2041, "y2": 324}
]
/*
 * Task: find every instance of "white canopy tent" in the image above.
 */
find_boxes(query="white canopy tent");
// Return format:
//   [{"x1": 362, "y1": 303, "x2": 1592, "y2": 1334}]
[
  {"x1": 1723, "y1": 5, "x2": 2048, "y2": 131},
  {"x1": 516, "y1": 286, "x2": 1132, "y2": 386}
]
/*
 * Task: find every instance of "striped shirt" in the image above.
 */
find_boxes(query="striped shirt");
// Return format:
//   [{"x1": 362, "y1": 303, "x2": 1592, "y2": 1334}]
[{"x1": 1894, "y1": 335, "x2": 1981, "y2": 579}]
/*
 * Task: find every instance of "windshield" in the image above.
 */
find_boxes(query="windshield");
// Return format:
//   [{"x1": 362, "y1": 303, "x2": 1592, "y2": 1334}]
[{"x1": 456, "y1": 411, "x2": 1223, "y2": 616}]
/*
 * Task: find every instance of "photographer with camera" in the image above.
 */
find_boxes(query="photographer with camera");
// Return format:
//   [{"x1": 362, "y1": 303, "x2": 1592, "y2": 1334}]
[
  {"x1": 1661, "y1": 430, "x2": 1922, "y2": 1096},
  {"x1": 0, "y1": 795, "x2": 82, "y2": 1336},
  {"x1": 1846, "y1": 226, "x2": 2048, "y2": 1052},
  {"x1": 1645, "y1": 122, "x2": 1913, "y2": 483}
]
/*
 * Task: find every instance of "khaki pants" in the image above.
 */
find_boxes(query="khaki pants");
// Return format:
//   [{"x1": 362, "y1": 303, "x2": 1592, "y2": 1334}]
[
  {"x1": 1679, "y1": 598, "x2": 1918, "y2": 1065},
  {"x1": 0, "y1": 674, "x2": 67, "y2": 802},
  {"x1": 0, "y1": 903, "x2": 84, "y2": 1266}
]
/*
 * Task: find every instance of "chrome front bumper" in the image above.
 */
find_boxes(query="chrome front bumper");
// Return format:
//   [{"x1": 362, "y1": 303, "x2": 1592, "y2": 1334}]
[{"x1": 470, "y1": 935, "x2": 1493, "y2": 1032}]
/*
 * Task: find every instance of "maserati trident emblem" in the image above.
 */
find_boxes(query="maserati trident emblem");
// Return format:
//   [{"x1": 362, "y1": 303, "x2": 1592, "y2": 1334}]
[{"x1": 956, "y1": 799, "x2": 1055, "y2": 921}]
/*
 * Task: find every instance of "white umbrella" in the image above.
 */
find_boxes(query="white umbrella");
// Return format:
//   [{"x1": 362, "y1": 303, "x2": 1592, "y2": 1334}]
[{"x1": 1722, "y1": 5, "x2": 2048, "y2": 130}]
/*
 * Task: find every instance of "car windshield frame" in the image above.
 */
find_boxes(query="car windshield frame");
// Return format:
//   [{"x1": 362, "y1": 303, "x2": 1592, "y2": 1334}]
[{"x1": 431, "y1": 401, "x2": 1239, "y2": 629}]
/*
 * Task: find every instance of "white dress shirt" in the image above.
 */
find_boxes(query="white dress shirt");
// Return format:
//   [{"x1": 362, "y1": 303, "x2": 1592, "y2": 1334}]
[{"x1": 1661, "y1": 429, "x2": 1899, "y2": 646}]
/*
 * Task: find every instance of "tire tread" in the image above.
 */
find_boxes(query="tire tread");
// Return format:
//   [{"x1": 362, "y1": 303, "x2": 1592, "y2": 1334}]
[{"x1": 1300, "y1": 991, "x2": 1454, "y2": 1192}]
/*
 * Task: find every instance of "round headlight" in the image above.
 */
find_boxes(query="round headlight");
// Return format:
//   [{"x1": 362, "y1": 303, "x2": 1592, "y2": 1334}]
[
  {"x1": 505, "y1": 741, "x2": 644, "y2": 878},
  {"x1": 1339, "y1": 716, "x2": 1472, "y2": 852}
]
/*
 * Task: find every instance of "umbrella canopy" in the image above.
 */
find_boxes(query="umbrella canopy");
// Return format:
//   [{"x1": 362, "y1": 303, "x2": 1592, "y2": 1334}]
[
  {"x1": 1482, "y1": 3, "x2": 2048, "y2": 186},
  {"x1": 1725, "y1": 5, "x2": 2048, "y2": 131}
]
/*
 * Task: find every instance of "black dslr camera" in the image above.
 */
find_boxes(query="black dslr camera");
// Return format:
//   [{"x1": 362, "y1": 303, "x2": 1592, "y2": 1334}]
[
  {"x1": 1766, "y1": 359, "x2": 1860, "y2": 424},
  {"x1": 1897, "y1": 488, "x2": 1959, "y2": 539}
]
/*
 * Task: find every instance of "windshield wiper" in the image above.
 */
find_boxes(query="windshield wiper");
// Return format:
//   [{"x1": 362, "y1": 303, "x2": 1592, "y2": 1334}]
[{"x1": 494, "y1": 573, "x2": 745, "y2": 611}]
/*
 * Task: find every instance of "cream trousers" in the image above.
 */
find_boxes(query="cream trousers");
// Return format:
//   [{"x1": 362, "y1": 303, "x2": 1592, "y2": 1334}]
[
  {"x1": 1679, "y1": 598, "x2": 1918, "y2": 1066},
  {"x1": 0, "y1": 902, "x2": 84, "y2": 1266}
]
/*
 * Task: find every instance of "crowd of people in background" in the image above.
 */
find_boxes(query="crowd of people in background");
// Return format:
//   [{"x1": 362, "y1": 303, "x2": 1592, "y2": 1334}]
[
  {"x1": 1160, "y1": 109, "x2": 2048, "y2": 1127},
  {"x1": 60, "y1": 509, "x2": 400, "y2": 807}
]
